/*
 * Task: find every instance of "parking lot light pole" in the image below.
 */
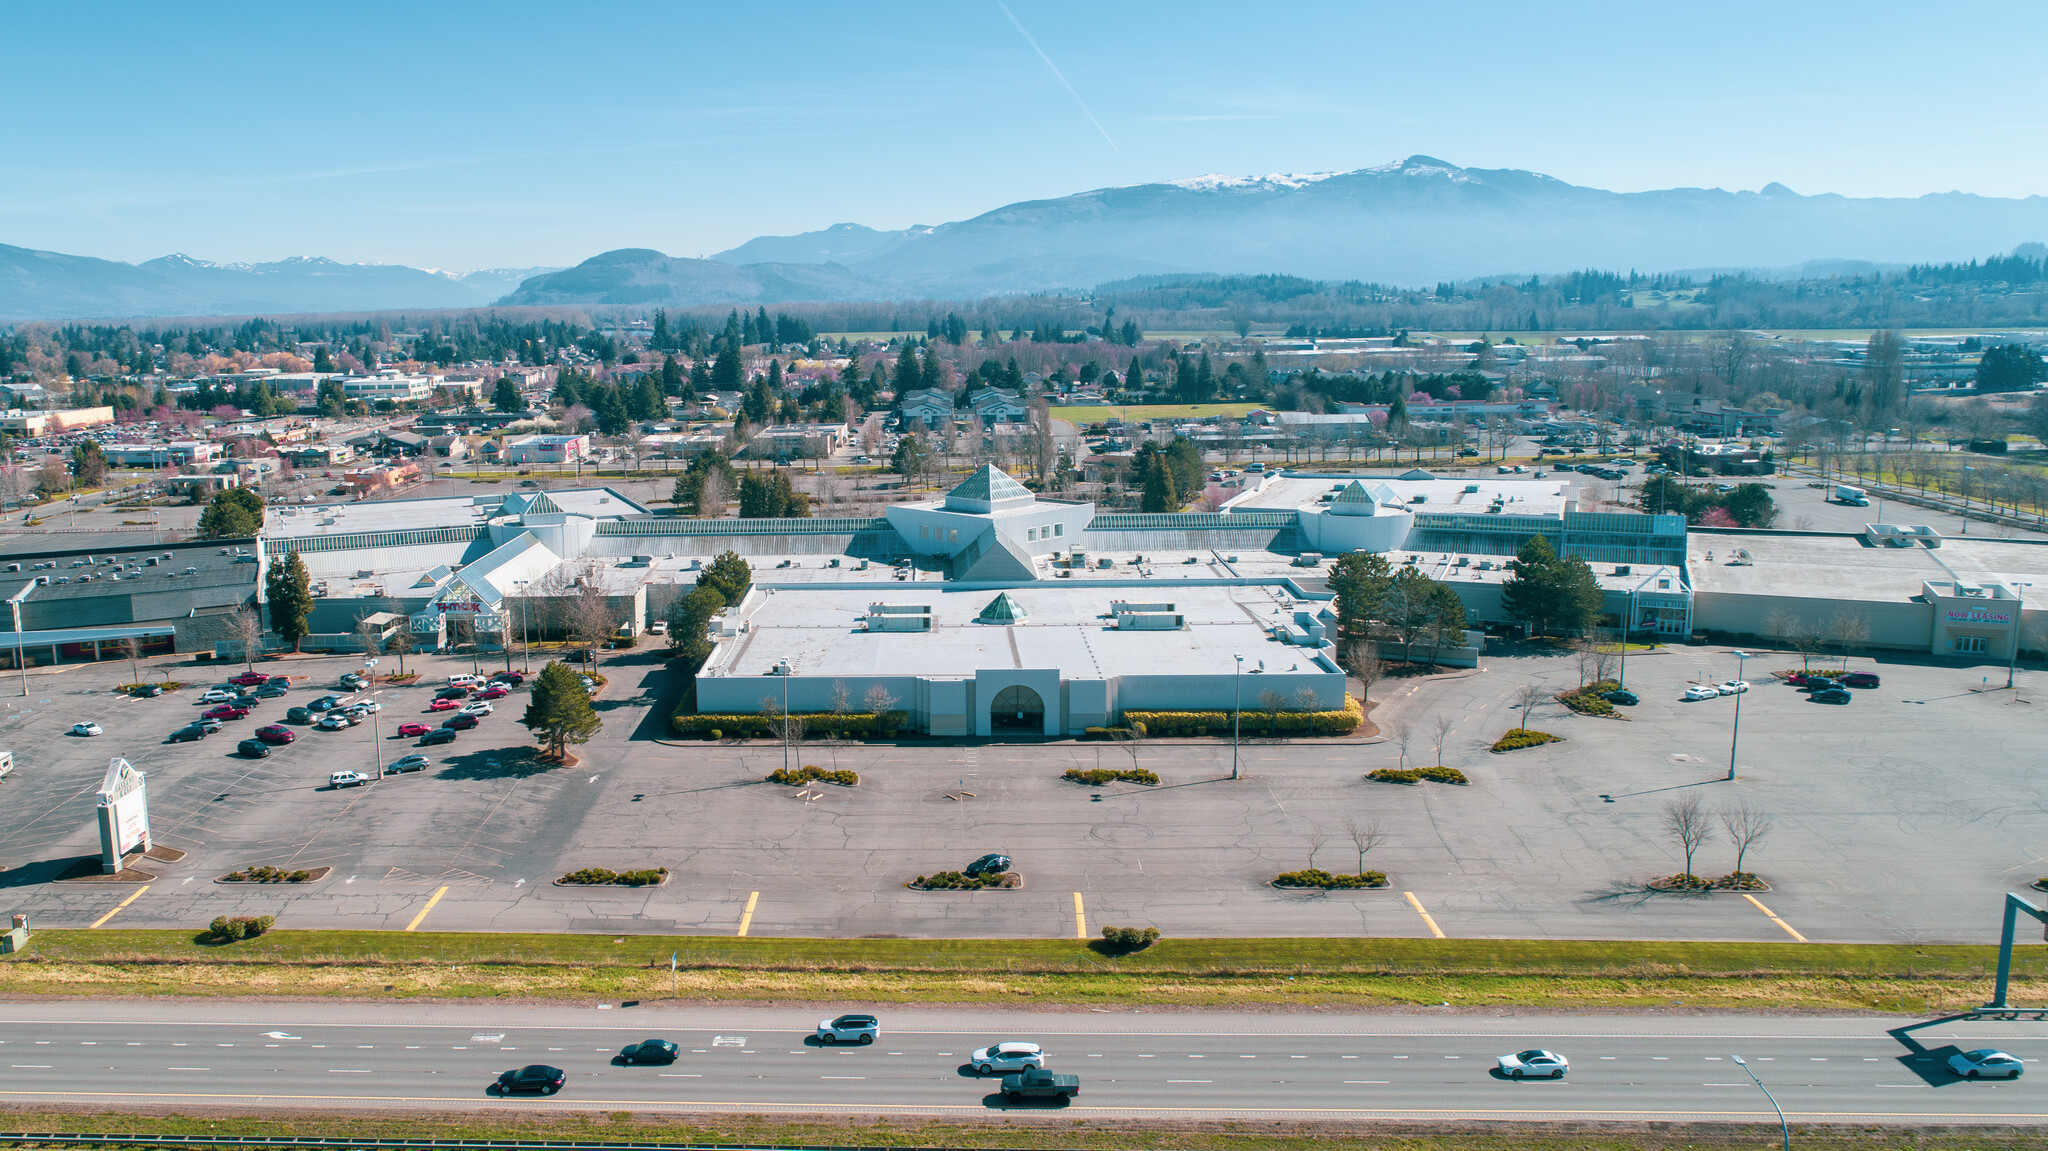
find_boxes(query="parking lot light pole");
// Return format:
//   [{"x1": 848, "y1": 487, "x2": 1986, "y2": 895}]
[
  {"x1": 1727, "y1": 650, "x2": 1748, "y2": 781},
  {"x1": 363, "y1": 657, "x2": 383, "y2": 778},
  {"x1": 1730, "y1": 1055, "x2": 1789, "y2": 1151},
  {"x1": 1231, "y1": 653, "x2": 1244, "y2": 780}
]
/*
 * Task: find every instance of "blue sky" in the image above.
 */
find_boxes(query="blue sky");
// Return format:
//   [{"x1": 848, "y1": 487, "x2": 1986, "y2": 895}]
[{"x1": 5, "y1": 1, "x2": 2044, "y2": 271}]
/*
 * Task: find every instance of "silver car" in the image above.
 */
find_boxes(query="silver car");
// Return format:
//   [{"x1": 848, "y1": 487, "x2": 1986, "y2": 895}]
[
  {"x1": 1498, "y1": 1049, "x2": 1569, "y2": 1079},
  {"x1": 1949, "y1": 1049, "x2": 2024, "y2": 1079},
  {"x1": 971, "y1": 1041, "x2": 1045, "y2": 1074},
  {"x1": 815, "y1": 1014, "x2": 879, "y2": 1045}
]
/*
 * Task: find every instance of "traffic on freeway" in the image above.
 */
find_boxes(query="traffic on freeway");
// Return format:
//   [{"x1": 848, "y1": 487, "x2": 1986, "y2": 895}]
[{"x1": 0, "y1": 1003, "x2": 2039, "y2": 1123}]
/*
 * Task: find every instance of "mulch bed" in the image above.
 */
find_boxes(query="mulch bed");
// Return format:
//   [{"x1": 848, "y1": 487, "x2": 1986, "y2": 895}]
[
  {"x1": 216, "y1": 866, "x2": 332, "y2": 884},
  {"x1": 1646, "y1": 874, "x2": 1771, "y2": 892}
]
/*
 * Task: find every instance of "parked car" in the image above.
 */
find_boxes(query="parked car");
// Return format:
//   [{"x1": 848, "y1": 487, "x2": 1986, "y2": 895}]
[
  {"x1": 999, "y1": 1067, "x2": 1080, "y2": 1100},
  {"x1": 965, "y1": 853, "x2": 1012, "y2": 877},
  {"x1": 397, "y1": 722, "x2": 432, "y2": 737},
  {"x1": 340, "y1": 673, "x2": 368, "y2": 690},
  {"x1": 428, "y1": 697, "x2": 460, "y2": 711},
  {"x1": 1783, "y1": 672, "x2": 1825, "y2": 688},
  {"x1": 493, "y1": 1063, "x2": 566, "y2": 1094},
  {"x1": 315, "y1": 715, "x2": 353, "y2": 731},
  {"x1": 1949, "y1": 1048, "x2": 2025, "y2": 1079},
  {"x1": 1716, "y1": 680, "x2": 1750, "y2": 695},
  {"x1": 420, "y1": 728, "x2": 458, "y2": 745},
  {"x1": 328, "y1": 770, "x2": 373, "y2": 788},
  {"x1": 385, "y1": 754, "x2": 430, "y2": 774},
  {"x1": 448, "y1": 674, "x2": 487, "y2": 689},
  {"x1": 478, "y1": 685, "x2": 510, "y2": 700},
  {"x1": 1603, "y1": 689, "x2": 1639, "y2": 706},
  {"x1": 1809, "y1": 687, "x2": 1852, "y2": 704},
  {"x1": 1843, "y1": 672, "x2": 1882, "y2": 688},
  {"x1": 255, "y1": 682, "x2": 290, "y2": 699},
  {"x1": 435, "y1": 686, "x2": 469, "y2": 700},
  {"x1": 971, "y1": 1042, "x2": 1046, "y2": 1074},
  {"x1": 236, "y1": 739, "x2": 271, "y2": 758},
  {"x1": 490, "y1": 670, "x2": 525, "y2": 686},
  {"x1": 192, "y1": 717, "x2": 223, "y2": 733},
  {"x1": 1681, "y1": 685, "x2": 1721, "y2": 702},
  {"x1": 344, "y1": 700, "x2": 381, "y2": 716},
  {"x1": 129, "y1": 684, "x2": 164, "y2": 698},
  {"x1": 70, "y1": 721, "x2": 103, "y2": 736},
  {"x1": 309, "y1": 695, "x2": 343, "y2": 712},
  {"x1": 459, "y1": 701, "x2": 494, "y2": 716},
  {"x1": 255, "y1": 724, "x2": 295, "y2": 744},
  {"x1": 1498, "y1": 1049, "x2": 1570, "y2": 1079},
  {"x1": 199, "y1": 688, "x2": 240, "y2": 704},
  {"x1": 203, "y1": 705, "x2": 251, "y2": 721},
  {"x1": 443, "y1": 713, "x2": 479, "y2": 730},
  {"x1": 618, "y1": 1039, "x2": 679, "y2": 1064},
  {"x1": 816, "y1": 1014, "x2": 880, "y2": 1045},
  {"x1": 286, "y1": 706, "x2": 317, "y2": 724},
  {"x1": 229, "y1": 671, "x2": 270, "y2": 687},
  {"x1": 169, "y1": 725, "x2": 209, "y2": 742}
]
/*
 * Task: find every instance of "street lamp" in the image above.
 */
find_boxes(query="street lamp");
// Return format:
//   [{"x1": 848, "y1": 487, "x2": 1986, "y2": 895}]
[
  {"x1": 1962, "y1": 466, "x2": 1977, "y2": 534},
  {"x1": 363, "y1": 656, "x2": 384, "y2": 778},
  {"x1": 1727, "y1": 650, "x2": 1748, "y2": 781},
  {"x1": 513, "y1": 580, "x2": 531, "y2": 671},
  {"x1": 1231, "y1": 653, "x2": 1244, "y2": 781},
  {"x1": 2006, "y1": 583, "x2": 2030, "y2": 690},
  {"x1": 1730, "y1": 1055, "x2": 1789, "y2": 1151}
]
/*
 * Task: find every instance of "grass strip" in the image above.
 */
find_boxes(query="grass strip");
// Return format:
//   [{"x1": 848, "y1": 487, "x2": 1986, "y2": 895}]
[
  {"x1": 8, "y1": 1107, "x2": 2048, "y2": 1151},
  {"x1": 4, "y1": 931, "x2": 2043, "y2": 1012}
]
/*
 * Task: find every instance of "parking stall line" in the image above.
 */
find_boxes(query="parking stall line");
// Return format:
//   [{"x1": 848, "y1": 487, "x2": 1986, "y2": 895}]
[
  {"x1": 1073, "y1": 891, "x2": 1086, "y2": 939},
  {"x1": 1742, "y1": 893, "x2": 1808, "y2": 942},
  {"x1": 88, "y1": 885, "x2": 150, "y2": 929},
  {"x1": 1404, "y1": 891, "x2": 1445, "y2": 938},
  {"x1": 737, "y1": 891, "x2": 759, "y2": 937},
  {"x1": 403, "y1": 886, "x2": 449, "y2": 932}
]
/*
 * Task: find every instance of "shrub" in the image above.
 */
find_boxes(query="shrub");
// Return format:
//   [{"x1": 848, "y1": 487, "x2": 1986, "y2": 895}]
[
  {"x1": 205, "y1": 914, "x2": 276, "y2": 942},
  {"x1": 1417, "y1": 766, "x2": 1468, "y2": 784},
  {"x1": 909, "y1": 870, "x2": 1008, "y2": 890},
  {"x1": 707, "y1": 729, "x2": 722, "y2": 741},
  {"x1": 1272, "y1": 869, "x2": 1388, "y2": 889},
  {"x1": 1121, "y1": 694, "x2": 1364, "y2": 737},
  {"x1": 1367, "y1": 768, "x2": 1422, "y2": 784},
  {"x1": 1096, "y1": 925, "x2": 1161, "y2": 954},
  {"x1": 674, "y1": 709, "x2": 909, "y2": 739},
  {"x1": 223, "y1": 865, "x2": 314, "y2": 883},
  {"x1": 1061, "y1": 767, "x2": 1159, "y2": 786},
  {"x1": 1556, "y1": 680, "x2": 1620, "y2": 716},
  {"x1": 560, "y1": 867, "x2": 669, "y2": 886},
  {"x1": 767, "y1": 765, "x2": 859, "y2": 786},
  {"x1": 1491, "y1": 728, "x2": 1560, "y2": 752}
]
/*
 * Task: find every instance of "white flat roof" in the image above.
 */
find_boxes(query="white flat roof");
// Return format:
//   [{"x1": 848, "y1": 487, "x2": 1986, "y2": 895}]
[
  {"x1": 1227, "y1": 474, "x2": 1575, "y2": 518},
  {"x1": 1687, "y1": 531, "x2": 2048, "y2": 602}
]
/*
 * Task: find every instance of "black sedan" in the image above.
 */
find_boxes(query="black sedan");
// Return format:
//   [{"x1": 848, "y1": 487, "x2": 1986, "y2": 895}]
[
  {"x1": 494, "y1": 1064, "x2": 565, "y2": 1094},
  {"x1": 965, "y1": 853, "x2": 1012, "y2": 877},
  {"x1": 236, "y1": 739, "x2": 271, "y2": 758},
  {"x1": 618, "y1": 1039, "x2": 679, "y2": 1064},
  {"x1": 1809, "y1": 687, "x2": 1852, "y2": 704},
  {"x1": 286, "y1": 707, "x2": 317, "y2": 724}
]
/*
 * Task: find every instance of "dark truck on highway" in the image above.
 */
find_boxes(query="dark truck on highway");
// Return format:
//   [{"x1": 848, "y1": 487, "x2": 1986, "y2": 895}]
[{"x1": 999, "y1": 1067, "x2": 1080, "y2": 1100}]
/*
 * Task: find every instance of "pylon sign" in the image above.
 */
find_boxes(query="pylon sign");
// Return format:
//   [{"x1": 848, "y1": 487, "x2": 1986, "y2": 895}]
[{"x1": 95, "y1": 757, "x2": 149, "y2": 874}]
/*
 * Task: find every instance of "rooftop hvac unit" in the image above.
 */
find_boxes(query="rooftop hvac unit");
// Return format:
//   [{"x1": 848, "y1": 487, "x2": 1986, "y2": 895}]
[{"x1": 1733, "y1": 548, "x2": 1754, "y2": 566}]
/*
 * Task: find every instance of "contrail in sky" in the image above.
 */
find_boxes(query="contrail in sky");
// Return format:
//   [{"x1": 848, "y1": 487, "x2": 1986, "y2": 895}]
[{"x1": 995, "y1": 0, "x2": 1118, "y2": 152}]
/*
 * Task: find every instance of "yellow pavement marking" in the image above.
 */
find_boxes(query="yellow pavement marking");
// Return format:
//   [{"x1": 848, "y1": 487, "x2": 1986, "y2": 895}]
[
  {"x1": 1742, "y1": 893, "x2": 1808, "y2": 942},
  {"x1": 737, "y1": 890, "x2": 759, "y2": 936},
  {"x1": 1403, "y1": 891, "x2": 1445, "y2": 938},
  {"x1": 1073, "y1": 892, "x2": 1086, "y2": 939},
  {"x1": 402, "y1": 886, "x2": 449, "y2": 932},
  {"x1": 88, "y1": 885, "x2": 149, "y2": 929}
]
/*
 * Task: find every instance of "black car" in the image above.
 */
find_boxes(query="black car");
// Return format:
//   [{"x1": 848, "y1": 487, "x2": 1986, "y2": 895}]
[
  {"x1": 435, "y1": 687, "x2": 470, "y2": 701},
  {"x1": 286, "y1": 706, "x2": 317, "y2": 724},
  {"x1": 420, "y1": 728, "x2": 458, "y2": 745},
  {"x1": 1809, "y1": 687, "x2": 1853, "y2": 704},
  {"x1": 494, "y1": 1064, "x2": 565, "y2": 1094},
  {"x1": 965, "y1": 853, "x2": 1012, "y2": 877},
  {"x1": 490, "y1": 670, "x2": 525, "y2": 686},
  {"x1": 129, "y1": 684, "x2": 164, "y2": 698},
  {"x1": 169, "y1": 724, "x2": 209, "y2": 742},
  {"x1": 236, "y1": 739, "x2": 271, "y2": 758},
  {"x1": 255, "y1": 682, "x2": 290, "y2": 698},
  {"x1": 309, "y1": 695, "x2": 343, "y2": 712},
  {"x1": 619, "y1": 1039, "x2": 679, "y2": 1064},
  {"x1": 1603, "y1": 689, "x2": 1639, "y2": 706}
]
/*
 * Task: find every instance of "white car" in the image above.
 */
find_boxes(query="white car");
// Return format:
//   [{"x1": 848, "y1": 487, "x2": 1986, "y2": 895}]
[
  {"x1": 1949, "y1": 1048, "x2": 2024, "y2": 1079},
  {"x1": 70, "y1": 721, "x2": 103, "y2": 737},
  {"x1": 648, "y1": 620, "x2": 668, "y2": 636},
  {"x1": 815, "y1": 1013, "x2": 880, "y2": 1044},
  {"x1": 1716, "y1": 680, "x2": 1750, "y2": 695},
  {"x1": 1497, "y1": 1049, "x2": 1569, "y2": 1079},
  {"x1": 970, "y1": 1041, "x2": 1046, "y2": 1074},
  {"x1": 1681, "y1": 685, "x2": 1721, "y2": 702},
  {"x1": 349, "y1": 700, "x2": 383, "y2": 714},
  {"x1": 459, "y1": 701, "x2": 494, "y2": 716},
  {"x1": 199, "y1": 688, "x2": 239, "y2": 704},
  {"x1": 328, "y1": 770, "x2": 373, "y2": 788},
  {"x1": 316, "y1": 714, "x2": 353, "y2": 731}
]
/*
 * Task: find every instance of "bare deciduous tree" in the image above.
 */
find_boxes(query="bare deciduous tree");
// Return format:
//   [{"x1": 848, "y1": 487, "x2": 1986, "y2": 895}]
[
  {"x1": 1303, "y1": 826, "x2": 1329, "y2": 871},
  {"x1": 1344, "y1": 817, "x2": 1387, "y2": 876},
  {"x1": 1662, "y1": 793, "x2": 1715, "y2": 884},
  {"x1": 228, "y1": 605, "x2": 265, "y2": 672},
  {"x1": 1292, "y1": 686, "x2": 1323, "y2": 712},
  {"x1": 1258, "y1": 688, "x2": 1286, "y2": 735},
  {"x1": 120, "y1": 636, "x2": 141, "y2": 685},
  {"x1": 1720, "y1": 801, "x2": 1773, "y2": 878},
  {"x1": 829, "y1": 679, "x2": 851, "y2": 716},
  {"x1": 1514, "y1": 683, "x2": 1544, "y2": 728},
  {"x1": 1824, "y1": 607, "x2": 1870, "y2": 666},
  {"x1": 1385, "y1": 717, "x2": 1412, "y2": 770},
  {"x1": 863, "y1": 682, "x2": 897, "y2": 716},
  {"x1": 1430, "y1": 713, "x2": 1455, "y2": 767},
  {"x1": 1344, "y1": 644, "x2": 1383, "y2": 704}
]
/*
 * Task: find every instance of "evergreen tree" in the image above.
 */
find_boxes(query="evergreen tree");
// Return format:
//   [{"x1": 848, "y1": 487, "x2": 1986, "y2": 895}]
[
  {"x1": 1166, "y1": 436, "x2": 1205, "y2": 503},
  {"x1": 1327, "y1": 551, "x2": 1393, "y2": 643},
  {"x1": 266, "y1": 552, "x2": 313, "y2": 652},
  {"x1": 893, "y1": 347, "x2": 923, "y2": 394},
  {"x1": 70, "y1": 441, "x2": 107, "y2": 487},
  {"x1": 1140, "y1": 456, "x2": 1177, "y2": 512},
  {"x1": 698, "y1": 549, "x2": 753, "y2": 606},
  {"x1": 312, "y1": 346, "x2": 336, "y2": 373},
  {"x1": 743, "y1": 376, "x2": 775, "y2": 424},
  {"x1": 756, "y1": 307, "x2": 774, "y2": 349},
  {"x1": 635, "y1": 376, "x2": 668, "y2": 420},
  {"x1": 491, "y1": 377, "x2": 523, "y2": 412},
  {"x1": 595, "y1": 386, "x2": 632, "y2": 436},
  {"x1": 651, "y1": 309, "x2": 671, "y2": 351},
  {"x1": 522, "y1": 661, "x2": 603, "y2": 759},
  {"x1": 672, "y1": 451, "x2": 736, "y2": 516},
  {"x1": 1499, "y1": 535, "x2": 1604, "y2": 637},
  {"x1": 666, "y1": 584, "x2": 725, "y2": 670},
  {"x1": 710, "y1": 344, "x2": 744, "y2": 387},
  {"x1": 1126, "y1": 359, "x2": 1145, "y2": 393},
  {"x1": 197, "y1": 488, "x2": 265, "y2": 539},
  {"x1": 889, "y1": 434, "x2": 929, "y2": 483}
]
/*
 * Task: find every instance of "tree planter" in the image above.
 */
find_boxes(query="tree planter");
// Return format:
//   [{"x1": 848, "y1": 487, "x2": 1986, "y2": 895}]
[
  {"x1": 1646, "y1": 873, "x2": 1771, "y2": 893},
  {"x1": 218, "y1": 866, "x2": 330, "y2": 884},
  {"x1": 556, "y1": 867, "x2": 669, "y2": 887},
  {"x1": 1490, "y1": 729, "x2": 1561, "y2": 753},
  {"x1": 1271, "y1": 869, "x2": 1390, "y2": 890},
  {"x1": 908, "y1": 872, "x2": 1022, "y2": 890}
]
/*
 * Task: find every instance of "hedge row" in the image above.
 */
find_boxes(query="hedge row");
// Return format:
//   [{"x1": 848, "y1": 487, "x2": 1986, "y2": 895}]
[
  {"x1": 1492, "y1": 728, "x2": 1560, "y2": 752},
  {"x1": 1097, "y1": 925, "x2": 1161, "y2": 954},
  {"x1": 1367, "y1": 766, "x2": 1468, "y2": 784},
  {"x1": 1557, "y1": 679, "x2": 1621, "y2": 716},
  {"x1": 1062, "y1": 767, "x2": 1159, "y2": 786},
  {"x1": 205, "y1": 914, "x2": 275, "y2": 942},
  {"x1": 672, "y1": 710, "x2": 909, "y2": 739},
  {"x1": 768, "y1": 765, "x2": 859, "y2": 786},
  {"x1": 560, "y1": 867, "x2": 668, "y2": 886},
  {"x1": 222, "y1": 865, "x2": 313, "y2": 883},
  {"x1": 1778, "y1": 668, "x2": 1848, "y2": 680},
  {"x1": 1272, "y1": 869, "x2": 1388, "y2": 889},
  {"x1": 909, "y1": 870, "x2": 1010, "y2": 890},
  {"x1": 1120, "y1": 694, "x2": 1364, "y2": 738}
]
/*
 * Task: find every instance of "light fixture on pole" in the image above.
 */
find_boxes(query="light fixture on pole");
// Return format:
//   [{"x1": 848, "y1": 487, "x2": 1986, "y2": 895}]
[
  {"x1": 1727, "y1": 649, "x2": 1747, "y2": 781},
  {"x1": 781, "y1": 662, "x2": 791, "y2": 774},
  {"x1": 363, "y1": 657, "x2": 383, "y2": 779},
  {"x1": 1730, "y1": 1055, "x2": 1789, "y2": 1151},
  {"x1": 1231, "y1": 653, "x2": 1244, "y2": 781},
  {"x1": 2006, "y1": 582, "x2": 2030, "y2": 690}
]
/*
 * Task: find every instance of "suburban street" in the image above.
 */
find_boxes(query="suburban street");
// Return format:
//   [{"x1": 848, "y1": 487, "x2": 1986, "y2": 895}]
[{"x1": 0, "y1": 1002, "x2": 2038, "y2": 1123}]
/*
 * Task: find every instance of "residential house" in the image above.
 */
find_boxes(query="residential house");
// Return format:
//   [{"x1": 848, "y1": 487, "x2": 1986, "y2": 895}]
[
  {"x1": 968, "y1": 386, "x2": 1029, "y2": 423},
  {"x1": 898, "y1": 388, "x2": 956, "y2": 429}
]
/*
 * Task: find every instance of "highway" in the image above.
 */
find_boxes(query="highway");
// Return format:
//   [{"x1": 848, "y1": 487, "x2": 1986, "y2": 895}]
[{"x1": 0, "y1": 1002, "x2": 2041, "y2": 1124}]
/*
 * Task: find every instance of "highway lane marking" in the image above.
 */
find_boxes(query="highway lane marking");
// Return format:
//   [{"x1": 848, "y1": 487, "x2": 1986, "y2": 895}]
[
  {"x1": 737, "y1": 891, "x2": 759, "y2": 936},
  {"x1": 1404, "y1": 891, "x2": 1445, "y2": 938},
  {"x1": 88, "y1": 884, "x2": 150, "y2": 929},
  {"x1": 1742, "y1": 893, "x2": 1808, "y2": 942},
  {"x1": 403, "y1": 885, "x2": 449, "y2": 932},
  {"x1": 1073, "y1": 891, "x2": 1086, "y2": 939}
]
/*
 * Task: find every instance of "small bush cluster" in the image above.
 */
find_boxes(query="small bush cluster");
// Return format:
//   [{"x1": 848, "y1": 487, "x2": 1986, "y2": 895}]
[
  {"x1": 910, "y1": 870, "x2": 1008, "y2": 890},
  {"x1": 1272, "y1": 869, "x2": 1388, "y2": 889},
  {"x1": 223, "y1": 865, "x2": 313, "y2": 883},
  {"x1": 1366, "y1": 766, "x2": 1469, "y2": 785},
  {"x1": 1120, "y1": 695, "x2": 1365, "y2": 737},
  {"x1": 205, "y1": 914, "x2": 276, "y2": 942},
  {"x1": 768, "y1": 765, "x2": 860, "y2": 786},
  {"x1": 116, "y1": 682, "x2": 184, "y2": 693},
  {"x1": 1556, "y1": 680, "x2": 1621, "y2": 716},
  {"x1": 1061, "y1": 767, "x2": 1160, "y2": 786},
  {"x1": 1418, "y1": 766, "x2": 1468, "y2": 784},
  {"x1": 1491, "y1": 728, "x2": 1560, "y2": 752},
  {"x1": 1776, "y1": 668, "x2": 1847, "y2": 680},
  {"x1": 1096, "y1": 925, "x2": 1161, "y2": 954},
  {"x1": 560, "y1": 867, "x2": 669, "y2": 886},
  {"x1": 673, "y1": 710, "x2": 909, "y2": 739}
]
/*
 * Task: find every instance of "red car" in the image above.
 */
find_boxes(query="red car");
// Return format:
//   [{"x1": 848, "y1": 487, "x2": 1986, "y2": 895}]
[
  {"x1": 203, "y1": 704, "x2": 251, "y2": 721},
  {"x1": 428, "y1": 697, "x2": 460, "y2": 711},
  {"x1": 397, "y1": 722, "x2": 432, "y2": 737},
  {"x1": 1784, "y1": 672, "x2": 1825, "y2": 688},
  {"x1": 229, "y1": 671, "x2": 270, "y2": 687},
  {"x1": 478, "y1": 685, "x2": 510, "y2": 700},
  {"x1": 442, "y1": 713, "x2": 479, "y2": 730},
  {"x1": 255, "y1": 724, "x2": 295, "y2": 744}
]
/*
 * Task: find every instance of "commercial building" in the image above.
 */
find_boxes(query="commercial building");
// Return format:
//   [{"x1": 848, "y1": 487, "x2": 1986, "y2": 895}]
[
  {"x1": 1, "y1": 542, "x2": 260, "y2": 668},
  {"x1": 340, "y1": 370, "x2": 440, "y2": 404},
  {"x1": 503, "y1": 434, "x2": 591, "y2": 464}
]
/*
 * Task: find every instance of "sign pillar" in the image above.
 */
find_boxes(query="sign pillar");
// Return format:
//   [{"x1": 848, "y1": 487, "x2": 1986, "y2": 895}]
[{"x1": 95, "y1": 758, "x2": 149, "y2": 875}]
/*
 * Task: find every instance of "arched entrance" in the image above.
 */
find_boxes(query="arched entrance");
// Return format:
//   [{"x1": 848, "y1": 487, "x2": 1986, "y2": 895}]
[{"x1": 989, "y1": 684, "x2": 1045, "y2": 731}]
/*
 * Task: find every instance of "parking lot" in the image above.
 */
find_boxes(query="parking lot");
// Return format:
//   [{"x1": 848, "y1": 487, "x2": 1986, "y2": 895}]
[{"x1": 0, "y1": 639, "x2": 2039, "y2": 944}]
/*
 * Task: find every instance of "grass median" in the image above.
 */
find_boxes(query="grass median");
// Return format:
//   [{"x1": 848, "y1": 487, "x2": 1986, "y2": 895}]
[{"x1": 3, "y1": 930, "x2": 2042, "y2": 1012}]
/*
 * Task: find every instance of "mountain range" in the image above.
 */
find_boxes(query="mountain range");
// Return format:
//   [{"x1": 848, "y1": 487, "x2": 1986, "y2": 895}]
[{"x1": 9, "y1": 156, "x2": 2048, "y2": 321}]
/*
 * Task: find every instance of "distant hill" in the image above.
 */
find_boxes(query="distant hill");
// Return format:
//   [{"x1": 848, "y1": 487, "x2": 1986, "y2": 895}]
[
  {"x1": 0, "y1": 245, "x2": 560, "y2": 322},
  {"x1": 494, "y1": 249, "x2": 878, "y2": 307},
  {"x1": 711, "y1": 222, "x2": 907, "y2": 267}
]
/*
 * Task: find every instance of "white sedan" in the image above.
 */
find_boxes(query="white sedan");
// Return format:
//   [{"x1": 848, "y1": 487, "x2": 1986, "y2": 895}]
[
  {"x1": 1948, "y1": 1048, "x2": 2024, "y2": 1079},
  {"x1": 1716, "y1": 680, "x2": 1750, "y2": 695},
  {"x1": 70, "y1": 721, "x2": 103, "y2": 737},
  {"x1": 970, "y1": 1041, "x2": 1046, "y2": 1074},
  {"x1": 1681, "y1": 685, "x2": 1721, "y2": 702},
  {"x1": 1497, "y1": 1049, "x2": 1569, "y2": 1079}
]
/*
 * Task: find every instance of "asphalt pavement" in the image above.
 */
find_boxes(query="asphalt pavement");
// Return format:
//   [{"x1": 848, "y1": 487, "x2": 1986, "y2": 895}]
[{"x1": 0, "y1": 1002, "x2": 2039, "y2": 1123}]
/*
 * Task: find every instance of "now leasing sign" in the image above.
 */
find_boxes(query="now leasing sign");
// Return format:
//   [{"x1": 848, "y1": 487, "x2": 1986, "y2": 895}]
[
  {"x1": 1945, "y1": 609, "x2": 2012, "y2": 625},
  {"x1": 95, "y1": 757, "x2": 149, "y2": 873}
]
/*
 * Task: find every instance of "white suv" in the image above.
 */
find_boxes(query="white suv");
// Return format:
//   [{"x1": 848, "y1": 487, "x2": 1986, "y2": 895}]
[
  {"x1": 970, "y1": 1041, "x2": 1045, "y2": 1074},
  {"x1": 329, "y1": 770, "x2": 373, "y2": 788},
  {"x1": 816, "y1": 1014, "x2": 879, "y2": 1045}
]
